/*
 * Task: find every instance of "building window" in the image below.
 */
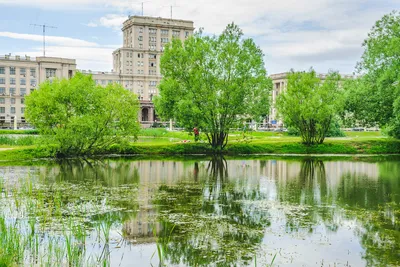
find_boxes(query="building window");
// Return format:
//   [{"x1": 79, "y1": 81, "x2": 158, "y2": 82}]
[
  {"x1": 149, "y1": 36, "x2": 156, "y2": 42},
  {"x1": 161, "y1": 38, "x2": 169, "y2": 43},
  {"x1": 21, "y1": 98, "x2": 25, "y2": 104},
  {"x1": 0, "y1": 98, "x2": 4, "y2": 104},
  {"x1": 150, "y1": 62, "x2": 156, "y2": 67},
  {"x1": 139, "y1": 27, "x2": 143, "y2": 33},
  {"x1": 139, "y1": 44, "x2": 143, "y2": 49},
  {"x1": 149, "y1": 81, "x2": 157, "y2": 87},
  {"x1": 21, "y1": 107, "x2": 25, "y2": 114},
  {"x1": 20, "y1": 68, "x2": 26, "y2": 76},
  {"x1": 11, "y1": 98, "x2": 15, "y2": 104},
  {"x1": 185, "y1": 31, "x2": 190, "y2": 37},
  {"x1": 102, "y1": 80, "x2": 106, "y2": 85},
  {"x1": 0, "y1": 67, "x2": 5, "y2": 74},
  {"x1": 0, "y1": 78, "x2": 4, "y2": 84},
  {"x1": 20, "y1": 88, "x2": 26, "y2": 96},
  {"x1": 108, "y1": 80, "x2": 113, "y2": 84},
  {"x1": 149, "y1": 28, "x2": 157, "y2": 34},
  {"x1": 138, "y1": 36, "x2": 143, "y2": 41},
  {"x1": 11, "y1": 107, "x2": 15, "y2": 114},
  {"x1": 10, "y1": 67, "x2": 16, "y2": 75},
  {"x1": 30, "y1": 68, "x2": 36, "y2": 78},
  {"x1": 149, "y1": 54, "x2": 157, "y2": 59},
  {"x1": 0, "y1": 88, "x2": 4, "y2": 94},
  {"x1": 30, "y1": 79, "x2": 36, "y2": 87},
  {"x1": 10, "y1": 78, "x2": 16, "y2": 85},
  {"x1": 10, "y1": 88, "x2": 15, "y2": 95},
  {"x1": 172, "y1": 30, "x2": 180, "y2": 37},
  {"x1": 45, "y1": 68, "x2": 56, "y2": 78},
  {"x1": 0, "y1": 107, "x2": 5, "y2": 113},
  {"x1": 20, "y1": 78, "x2": 26, "y2": 85},
  {"x1": 161, "y1": 29, "x2": 169, "y2": 35}
]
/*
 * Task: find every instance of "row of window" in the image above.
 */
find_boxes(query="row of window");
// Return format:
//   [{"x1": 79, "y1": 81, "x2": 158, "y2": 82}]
[
  {"x1": 94, "y1": 80, "x2": 120, "y2": 85},
  {"x1": 0, "y1": 78, "x2": 36, "y2": 86},
  {"x1": 127, "y1": 52, "x2": 145, "y2": 59},
  {"x1": 0, "y1": 67, "x2": 36, "y2": 77},
  {"x1": 144, "y1": 28, "x2": 187, "y2": 37},
  {"x1": 0, "y1": 98, "x2": 25, "y2": 104},
  {"x1": 0, "y1": 87, "x2": 28, "y2": 95},
  {"x1": 0, "y1": 107, "x2": 25, "y2": 114}
]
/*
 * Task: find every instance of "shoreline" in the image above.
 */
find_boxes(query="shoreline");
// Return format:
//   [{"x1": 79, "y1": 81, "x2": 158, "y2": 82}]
[{"x1": 0, "y1": 139, "x2": 399, "y2": 163}]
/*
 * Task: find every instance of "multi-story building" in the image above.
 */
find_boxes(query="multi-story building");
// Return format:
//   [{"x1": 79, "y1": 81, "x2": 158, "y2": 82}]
[
  {"x1": 268, "y1": 72, "x2": 356, "y2": 127},
  {"x1": 0, "y1": 16, "x2": 194, "y2": 128},
  {"x1": 0, "y1": 55, "x2": 76, "y2": 128},
  {"x1": 87, "y1": 16, "x2": 195, "y2": 126}
]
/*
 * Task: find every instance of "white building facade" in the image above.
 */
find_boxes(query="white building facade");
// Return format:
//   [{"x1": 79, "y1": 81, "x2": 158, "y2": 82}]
[
  {"x1": 0, "y1": 55, "x2": 76, "y2": 128},
  {"x1": 87, "y1": 16, "x2": 194, "y2": 126}
]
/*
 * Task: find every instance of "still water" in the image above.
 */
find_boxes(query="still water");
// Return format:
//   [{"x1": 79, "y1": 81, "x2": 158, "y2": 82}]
[{"x1": 0, "y1": 156, "x2": 399, "y2": 266}]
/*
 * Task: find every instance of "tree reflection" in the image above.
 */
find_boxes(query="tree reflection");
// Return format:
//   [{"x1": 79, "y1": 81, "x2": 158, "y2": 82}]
[
  {"x1": 275, "y1": 159, "x2": 339, "y2": 234},
  {"x1": 276, "y1": 158, "x2": 400, "y2": 266},
  {"x1": 40, "y1": 158, "x2": 141, "y2": 186},
  {"x1": 33, "y1": 159, "x2": 141, "y2": 225},
  {"x1": 154, "y1": 156, "x2": 271, "y2": 266},
  {"x1": 337, "y1": 162, "x2": 400, "y2": 267}
]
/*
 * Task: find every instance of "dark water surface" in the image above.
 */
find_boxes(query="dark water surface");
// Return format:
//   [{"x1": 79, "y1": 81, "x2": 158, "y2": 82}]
[{"x1": 0, "y1": 156, "x2": 399, "y2": 266}]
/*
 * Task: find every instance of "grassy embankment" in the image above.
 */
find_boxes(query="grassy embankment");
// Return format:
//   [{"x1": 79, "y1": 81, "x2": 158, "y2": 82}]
[{"x1": 0, "y1": 129, "x2": 399, "y2": 161}]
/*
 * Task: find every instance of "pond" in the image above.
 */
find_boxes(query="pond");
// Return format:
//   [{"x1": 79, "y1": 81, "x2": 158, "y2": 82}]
[{"x1": 0, "y1": 156, "x2": 399, "y2": 266}]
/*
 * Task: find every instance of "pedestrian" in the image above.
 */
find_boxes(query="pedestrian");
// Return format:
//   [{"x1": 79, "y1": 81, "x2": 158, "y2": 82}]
[{"x1": 193, "y1": 127, "x2": 199, "y2": 142}]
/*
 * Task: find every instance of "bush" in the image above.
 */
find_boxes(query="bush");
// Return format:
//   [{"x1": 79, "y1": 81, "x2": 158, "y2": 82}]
[{"x1": 25, "y1": 73, "x2": 140, "y2": 157}]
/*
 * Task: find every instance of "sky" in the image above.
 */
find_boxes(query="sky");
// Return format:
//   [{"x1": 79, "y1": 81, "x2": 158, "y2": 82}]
[{"x1": 0, "y1": 0, "x2": 397, "y2": 75}]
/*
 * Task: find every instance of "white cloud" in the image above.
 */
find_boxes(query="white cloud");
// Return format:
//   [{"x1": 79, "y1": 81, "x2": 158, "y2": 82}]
[
  {"x1": 98, "y1": 14, "x2": 127, "y2": 31},
  {"x1": 0, "y1": 32, "x2": 98, "y2": 47},
  {"x1": 85, "y1": 22, "x2": 98, "y2": 27},
  {"x1": 0, "y1": 0, "x2": 397, "y2": 73}
]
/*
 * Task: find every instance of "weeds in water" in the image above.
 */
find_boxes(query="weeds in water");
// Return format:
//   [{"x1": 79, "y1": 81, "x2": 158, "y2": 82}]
[
  {"x1": 0, "y1": 217, "x2": 25, "y2": 266},
  {"x1": 0, "y1": 177, "x2": 124, "y2": 266}
]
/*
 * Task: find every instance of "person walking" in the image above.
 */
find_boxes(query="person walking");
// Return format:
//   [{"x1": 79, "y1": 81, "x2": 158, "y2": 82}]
[{"x1": 193, "y1": 127, "x2": 200, "y2": 142}]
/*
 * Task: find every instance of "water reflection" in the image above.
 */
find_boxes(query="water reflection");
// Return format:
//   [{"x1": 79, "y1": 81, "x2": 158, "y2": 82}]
[
  {"x1": 0, "y1": 157, "x2": 399, "y2": 266},
  {"x1": 154, "y1": 156, "x2": 271, "y2": 266}
]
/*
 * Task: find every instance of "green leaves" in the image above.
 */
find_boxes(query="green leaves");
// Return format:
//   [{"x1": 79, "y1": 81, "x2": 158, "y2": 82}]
[
  {"x1": 155, "y1": 23, "x2": 272, "y2": 149},
  {"x1": 277, "y1": 69, "x2": 343, "y2": 145},
  {"x1": 25, "y1": 72, "x2": 140, "y2": 156},
  {"x1": 350, "y1": 11, "x2": 400, "y2": 138}
]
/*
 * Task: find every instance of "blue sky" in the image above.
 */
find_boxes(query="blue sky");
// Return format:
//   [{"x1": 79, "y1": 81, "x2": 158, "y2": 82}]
[{"x1": 0, "y1": 0, "x2": 398, "y2": 74}]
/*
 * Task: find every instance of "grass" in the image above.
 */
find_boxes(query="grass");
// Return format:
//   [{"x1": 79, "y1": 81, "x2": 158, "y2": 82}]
[
  {"x1": 0, "y1": 130, "x2": 397, "y2": 162},
  {"x1": 0, "y1": 136, "x2": 37, "y2": 146},
  {"x1": 0, "y1": 129, "x2": 38, "y2": 135}
]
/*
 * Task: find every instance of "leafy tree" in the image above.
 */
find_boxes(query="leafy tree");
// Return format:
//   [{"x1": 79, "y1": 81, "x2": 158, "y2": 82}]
[
  {"x1": 25, "y1": 72, "x2": 140, "y2": 157},
  {"x1": 276, "y1": 69, "x2": 343, "y2": 145},
  {"x1": 154, "y1": 23, "x2": 272, "y2": 150},
  {"x1": 345, "y1": 11, "x2": 400, "y2": 136}
]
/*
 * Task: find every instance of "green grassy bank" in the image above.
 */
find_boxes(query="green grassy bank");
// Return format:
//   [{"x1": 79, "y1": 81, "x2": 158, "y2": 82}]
[
  {"x1": 1, "y1": 139, "x2": 399, "y2": 163},
  {"x1": 0, "y1": 130, "x2": 398, "y2": 162}
]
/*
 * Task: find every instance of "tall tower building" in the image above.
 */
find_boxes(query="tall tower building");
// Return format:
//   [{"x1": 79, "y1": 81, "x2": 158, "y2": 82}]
[{"x1": 111, "y1": 16, "x2": 194, "y2": 124}]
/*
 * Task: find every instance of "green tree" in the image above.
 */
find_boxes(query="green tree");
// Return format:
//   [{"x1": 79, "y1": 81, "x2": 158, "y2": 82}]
[
  {"x1": 345, "y1": 11, "x2": 400, "y2": 136},
  {"x1": 25, "y1": 72, "x2": 140, "y2": 157},
  {"x1": 154, "y1": 23, "x2": 272, "y2": 150},
  {"x1": 276, "y1": 69, "x2": 343, "y2": 145}
]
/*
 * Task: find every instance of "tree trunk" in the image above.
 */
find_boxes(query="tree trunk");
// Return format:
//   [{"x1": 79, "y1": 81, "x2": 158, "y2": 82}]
[{"x1": 208, "y1": 131, "x2": 228, "y2": 151}]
